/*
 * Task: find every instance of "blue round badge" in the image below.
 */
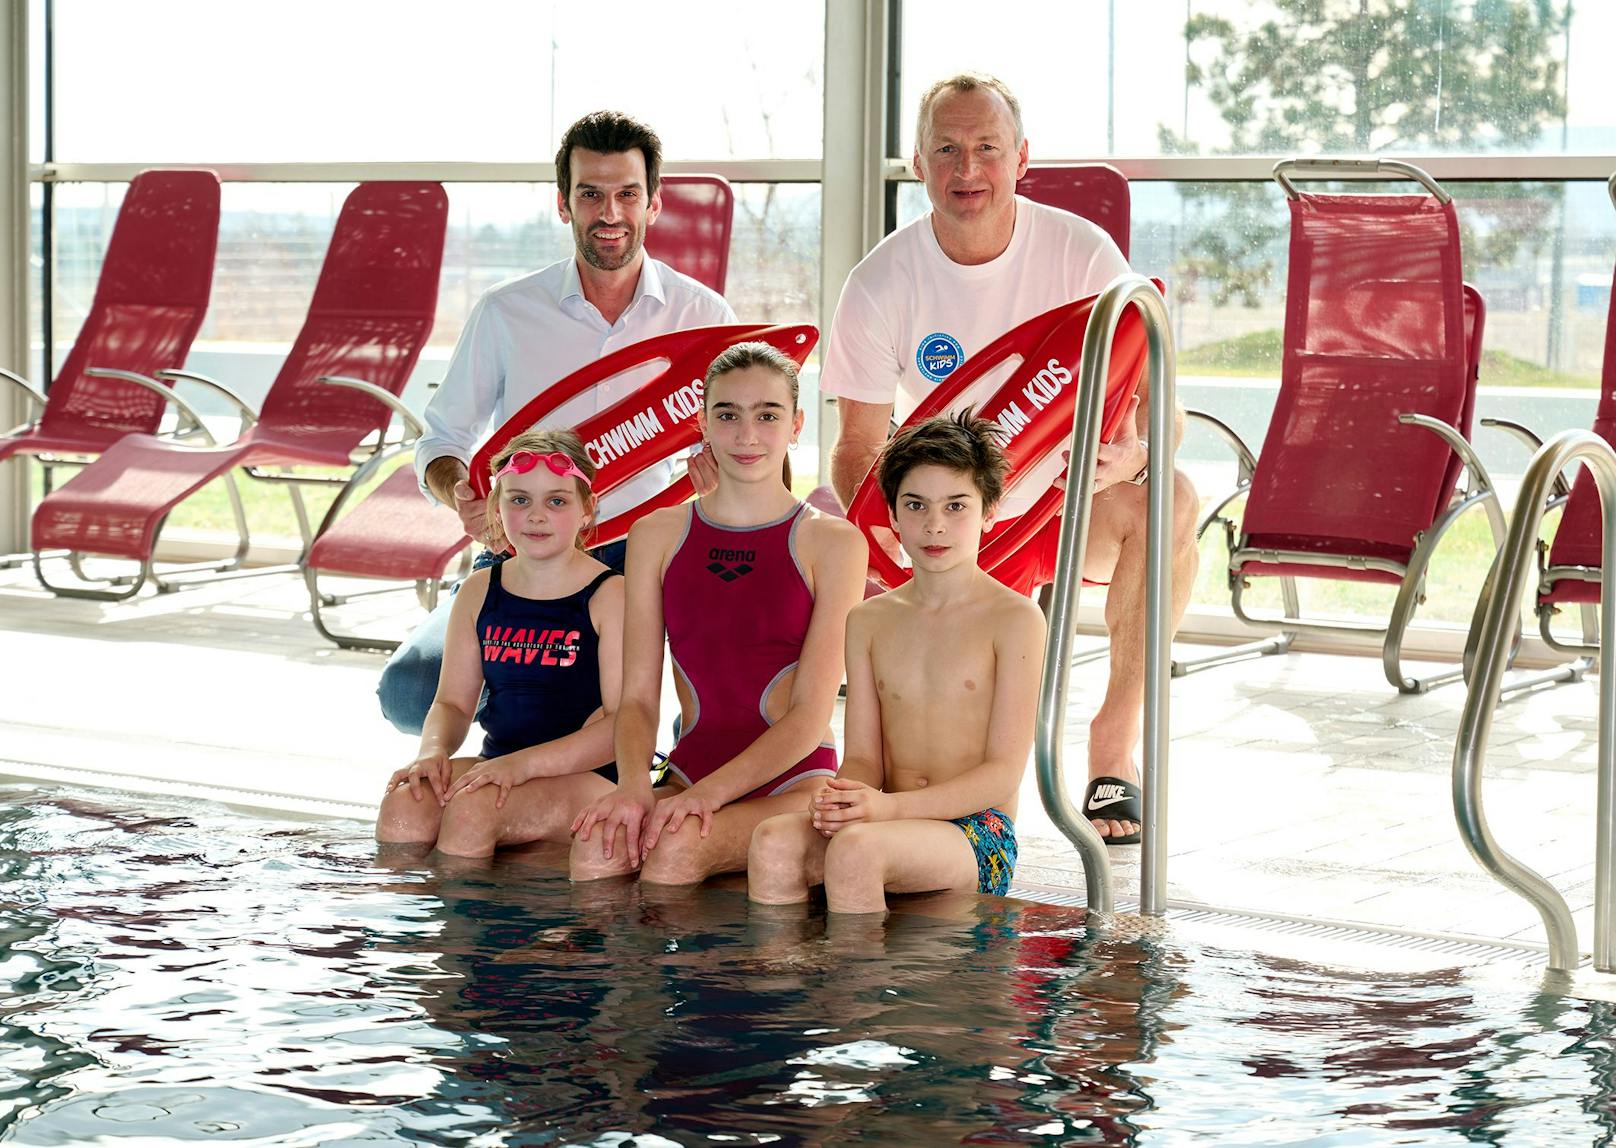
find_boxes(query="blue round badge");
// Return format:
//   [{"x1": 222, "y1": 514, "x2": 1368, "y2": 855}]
[{"x1": 916, "y1": 332, "x2": 964, "y2": 383}]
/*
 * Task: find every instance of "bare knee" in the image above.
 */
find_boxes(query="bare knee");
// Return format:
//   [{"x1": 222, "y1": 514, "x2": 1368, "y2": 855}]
[
  {"x1": 569, "y1": 827, "x2": 639, "y2": 882},
  {"x1": 435, "y1": 788, "x2": 502, "y2": 858},
  {"x1": 1171, "y1": 468, "x2": 1200, "y2": 548},
  {"x1": 640, "y1": 830, "x2": 713, "y2": 887},
  {"x1": 822, "y1": 824, "x2": 885, "y2": 895},
  {"x1": 376, "y1": 788, "x2": 443, "y2": 846},
  {"x1": 748, "y1": 813, "x2": 816, "y2": 903}
]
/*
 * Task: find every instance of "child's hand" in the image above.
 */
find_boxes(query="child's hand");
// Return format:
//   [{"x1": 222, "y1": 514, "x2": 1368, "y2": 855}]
[
  {"x1": 640, "y1": 788, "x2": 721, "y2": 858},
  {"x1": 386, "y1": 752, "x2": 453, "y2": 806},
  {"x1": 443, "y1": 757, "x2": 527, "y2": 808},
  {"x1": 811, "y1": 777, "x2": 892, "y2": 835},
  {"x1": 571, "y1": 786, "x2": 656, "y2": 862}
]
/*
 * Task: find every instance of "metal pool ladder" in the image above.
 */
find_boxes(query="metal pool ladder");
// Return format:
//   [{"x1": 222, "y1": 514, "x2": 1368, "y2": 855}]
[
  {"x1": 1455, "y1": 428, "x2": 1616, "y2": 973},
  {"x1": 1035, "y1": 273, "x2": 1178, "y2": 916}
]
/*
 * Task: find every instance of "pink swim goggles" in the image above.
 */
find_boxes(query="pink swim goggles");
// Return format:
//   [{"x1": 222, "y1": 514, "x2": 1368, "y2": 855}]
[{"x1": 491, "y1": 449, "x2": 592, "y2": 489}]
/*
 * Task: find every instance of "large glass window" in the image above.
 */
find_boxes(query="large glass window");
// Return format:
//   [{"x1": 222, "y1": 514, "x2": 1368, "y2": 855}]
[
  {"x1": 50, "y1": 2, "x2": 825, "y2": 162},
  {"x1": 898, "y1": 1, "x2": 1608, "y2": 160}
]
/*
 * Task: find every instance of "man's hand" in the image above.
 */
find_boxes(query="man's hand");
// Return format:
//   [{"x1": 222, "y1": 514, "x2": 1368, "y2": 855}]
[
  {"x1": 385, "y1": 752, "x2": 453, "y2": 806},
  {"x1": 570, "y1": 785, "x2": 656, "y2": 862},
  {"x1": 639, "y1": 787, "x2": 722, "y2": 858},
  {"x1": 1054, "y1": 394, "x2": 1144, "y2": 497},
  {"x1": 451, "y1": 479, "x2": 494, "y2": 545},
  {"x1": 686, "y1": 444, "x2": 719, "y2": 496},
  {"x1": 811, "y1": 777, "x2": 894, "y2": 835}
]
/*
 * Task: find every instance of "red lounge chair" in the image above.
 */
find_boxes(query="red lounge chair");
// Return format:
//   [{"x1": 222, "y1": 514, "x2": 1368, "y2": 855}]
[
  {"x1": 1479, "y1": 172, "x2": 1616, "y2": 683},
  {"x1": 1177, "y1": 159, "x2": 1501, "y2": 693},
  {"x1": 299, "y1": 175, "x2": 737, "y2": 650},
  {"x1": 0, "y1": 170, "x2": 220, "y2": 563},
  {"x1": 30, "y1": 181, "x2": 448, "y2": 600}
]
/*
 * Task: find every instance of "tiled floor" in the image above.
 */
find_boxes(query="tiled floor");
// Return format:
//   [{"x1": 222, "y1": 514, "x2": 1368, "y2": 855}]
[{"x1": 0, "y1": 558, "x2": 1605, "y2": 957}]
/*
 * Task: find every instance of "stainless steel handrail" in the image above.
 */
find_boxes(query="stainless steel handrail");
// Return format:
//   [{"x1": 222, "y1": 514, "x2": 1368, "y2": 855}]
[
  {"x1": 1455, "y1": 429, "x2": 1616, "y2": 973},
  {"x1": 1036, "y1": 273, "x2": 1177, "y2": 915}
]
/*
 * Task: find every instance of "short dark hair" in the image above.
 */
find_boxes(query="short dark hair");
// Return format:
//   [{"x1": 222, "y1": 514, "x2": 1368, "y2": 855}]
[
  {"x1": 876, "y1": 409, "x2": 1010, "y2": 512},
  {"x1": 555, "y1": 111, "x2": 663, "y2": 204}
]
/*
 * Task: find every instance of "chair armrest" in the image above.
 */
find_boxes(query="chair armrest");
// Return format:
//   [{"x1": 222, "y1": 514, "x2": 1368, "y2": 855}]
[
  {"x1": 0, "y1": 367, "x2": 48, "y2": 413},
  {"x1": 1480, "y1": 416, "x2": 1571, "y2": 502},
  {"x1": 83, "y1": 368, "x2": 221, "y2": 445},
  {"x1": 154, "y1": 368, "x2": 259, "y2": 435},
  {"x1": 1186, "y1": 408, "x2": 1257, "y2": 482},
  {"x1": 1397, "y1": 412, "x2": 1502, "y2": 502},
  {"x1": 314, "y1": 375, "x2": 425, "y2": 441}
]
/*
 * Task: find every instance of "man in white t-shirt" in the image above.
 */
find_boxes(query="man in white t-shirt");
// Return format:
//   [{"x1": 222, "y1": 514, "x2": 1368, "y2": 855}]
[
  {"x1": 821, "y1": 74, "x2": 1200, "y2": 846},
  {"x1": 379, "y1": 110, "x2": 736, "y2": 735}
]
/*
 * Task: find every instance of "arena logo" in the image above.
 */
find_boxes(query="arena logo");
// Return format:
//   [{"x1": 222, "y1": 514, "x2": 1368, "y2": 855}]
[
  {"x1": 983, "y1": 357, "x2": 1075, "y2": 446},
  {"x1": 708, "y1": 547, "x2": 756, "y2": 563},
  {"x1": 916, "y1": 332, "x2": 965, "y2": 383}
]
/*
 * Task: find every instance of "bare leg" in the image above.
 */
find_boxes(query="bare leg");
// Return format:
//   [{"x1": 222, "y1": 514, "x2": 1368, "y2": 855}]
[
  {"x1": 1079, "y1": 468, "x2": 1200, "y2": 841},
  {"x1": 375, "y1": 757, "x2": 479, "y2": 846},
  {"x1": 747, "y1": 811, "x2": 830, "y2": 904},
  {"x1": 822, "y1": 820, "x2": 980, "y2": 914},
  {"x1": 436, "y1": 770, "x2": 616, "y2": 858},
  {"x1": 640, "y1": 788, "x2": 814, "y2": 887}
]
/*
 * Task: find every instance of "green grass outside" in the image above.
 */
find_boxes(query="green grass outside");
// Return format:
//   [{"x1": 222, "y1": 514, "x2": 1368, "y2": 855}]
[
  {"x1": 1179, "y1": 329, "x2": 1591, "y2": 389},
  {"x1": 28, "y1": 456, "x2": 1565, "y2": 635}
]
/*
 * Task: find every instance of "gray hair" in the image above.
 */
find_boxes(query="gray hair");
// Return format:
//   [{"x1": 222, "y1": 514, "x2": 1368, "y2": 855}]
[{"x1": 914, "y1": 73, "x2": 1025, "y2": 150}]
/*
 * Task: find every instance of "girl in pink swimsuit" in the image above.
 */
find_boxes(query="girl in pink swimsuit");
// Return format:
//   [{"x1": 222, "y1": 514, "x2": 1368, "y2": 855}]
[{"x1": 570, "y1": 342, "x2": 868, "y2": 885}]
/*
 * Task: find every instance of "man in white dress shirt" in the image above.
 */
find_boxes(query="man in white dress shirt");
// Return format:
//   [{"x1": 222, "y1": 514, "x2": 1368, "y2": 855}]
[
  {"x1": 380, "y1": 110, "x2": 735, "y2": 734},
  {"x1": 820, "y1": 74, "x2": 1199, "y2": 845}
]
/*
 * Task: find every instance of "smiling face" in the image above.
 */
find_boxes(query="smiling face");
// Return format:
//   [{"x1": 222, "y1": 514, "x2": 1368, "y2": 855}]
[
  {"x1": 889, "y1": 463, "x2": 996, "y2": 574},
  {"x1": 698, "y1": 364, "x2": 803, "y2": 488},
  {"x1": 913, "y1": 86, "x2": 1028, "y2": 239},
  {"x1": 558, "y1": 147, "x2": 662, "y2": 273},
  {"x1": 494, "y1": 471, "x2": 593, "y2": 562}
]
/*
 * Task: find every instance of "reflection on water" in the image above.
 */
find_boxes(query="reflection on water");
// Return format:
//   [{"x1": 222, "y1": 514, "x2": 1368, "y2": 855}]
[{"x1": 2, "y1": 782, "x2": 1615, "y2": 1145}]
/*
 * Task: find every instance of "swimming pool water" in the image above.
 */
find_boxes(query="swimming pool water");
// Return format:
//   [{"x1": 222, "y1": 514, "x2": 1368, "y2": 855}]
[{"x1": 3, "y1": 781, "x2": 1615, "y2": 1146}]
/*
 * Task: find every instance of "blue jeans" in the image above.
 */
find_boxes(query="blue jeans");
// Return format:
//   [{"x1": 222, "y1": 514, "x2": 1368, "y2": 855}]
[{"x1": 376, "y1": 539, "x2": 628, "y2": 736}]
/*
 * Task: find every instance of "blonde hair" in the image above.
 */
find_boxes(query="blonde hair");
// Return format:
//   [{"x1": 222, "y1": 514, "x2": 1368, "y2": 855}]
[
  {"x1": 485, "y1": 427, "x2": 597, "y2": 553},
  {"x1": 914, "y1": 72, "x2": 1024, "y2": 150}
]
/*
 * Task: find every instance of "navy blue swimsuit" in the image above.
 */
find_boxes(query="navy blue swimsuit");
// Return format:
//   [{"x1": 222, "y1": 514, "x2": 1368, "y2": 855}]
[{"x1": 476, "y1": 563, "x2": 618, "y2": 782}]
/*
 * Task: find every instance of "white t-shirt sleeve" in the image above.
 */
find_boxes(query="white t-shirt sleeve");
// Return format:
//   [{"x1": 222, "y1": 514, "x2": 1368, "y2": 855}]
[
  {"x1": 819, "y1": 274, "x2": 902, "y2": 408},
  {"x1": 1080, "y1": 228, "x2": 1133, "y2": 295},
  {"x1": 413, "y1": 293, "x2": 505, "y2": 502}
]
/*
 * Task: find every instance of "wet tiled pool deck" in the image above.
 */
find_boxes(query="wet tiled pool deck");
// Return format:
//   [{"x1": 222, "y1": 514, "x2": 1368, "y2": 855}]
[{"x1": 0, "y1": 561, "x2": 1602, "y2": 958}]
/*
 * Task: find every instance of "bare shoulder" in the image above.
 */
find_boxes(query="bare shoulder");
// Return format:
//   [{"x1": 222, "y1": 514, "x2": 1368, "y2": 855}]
[
  {"x1": 795, "y1": 507, "x2": 870, "y2": 579},
  {"x1": 625, "y1": 504, "x2": 689, "y2": 553},
  {"x1": 796, "y1": 505, "x2": 866, "y2": 555},
  {"x1": 982, "y1": 581, "x2": 1047, "y2": 644},
  {"x1": 587, "y1": 571, "x2": 626, "y2": 621},
  {"x1": 848, "y1": 585, "x2": 903, "y2": 632}
]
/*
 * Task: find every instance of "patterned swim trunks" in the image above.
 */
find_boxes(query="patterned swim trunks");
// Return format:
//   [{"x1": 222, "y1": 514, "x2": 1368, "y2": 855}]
[{"x1": 949, "y1": 808, "x2": 1019, "y2": 896}]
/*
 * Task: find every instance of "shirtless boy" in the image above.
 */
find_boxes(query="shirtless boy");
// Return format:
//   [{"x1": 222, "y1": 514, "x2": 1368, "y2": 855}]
[{"x1": 748, "y1": 411, "x2": 1047, "y2": 913}]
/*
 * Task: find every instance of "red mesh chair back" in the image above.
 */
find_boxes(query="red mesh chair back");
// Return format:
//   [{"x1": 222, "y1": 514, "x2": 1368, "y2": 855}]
[
  {"x1": 254, "y1": 182, "x2": 447, "y2": 452},
  {"x1": 1544, "y1": 261, "x2": 1616, "y2": 598},
  {"x1": 38, "y1": 170, "x2": 220, "y2": 441},
  {"x1": 645, "y1": 175, "x2": 733, "y2": 293},
  {"x1": 1017, "y1": 164, "x2": 1131, "y2": 259},
  {"x1": 1241, "y1": 192, "x2": 1470, "y2": 567}
]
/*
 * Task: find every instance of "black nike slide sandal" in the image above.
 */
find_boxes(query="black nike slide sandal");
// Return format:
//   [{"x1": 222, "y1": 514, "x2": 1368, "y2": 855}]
[{"x1": 1082, "y1": 775, "x2": 1143, "y2": 846}]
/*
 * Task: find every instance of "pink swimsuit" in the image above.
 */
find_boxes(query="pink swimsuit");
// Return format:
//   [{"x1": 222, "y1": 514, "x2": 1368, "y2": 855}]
[{"x1": 662, "y1": 501, "x2": 838, "y2": 799}]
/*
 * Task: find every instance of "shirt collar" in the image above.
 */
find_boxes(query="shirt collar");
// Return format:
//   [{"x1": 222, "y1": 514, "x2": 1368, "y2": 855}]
[{"x1": 559, "y1": 254, "x2": 667, "y2": 316}]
